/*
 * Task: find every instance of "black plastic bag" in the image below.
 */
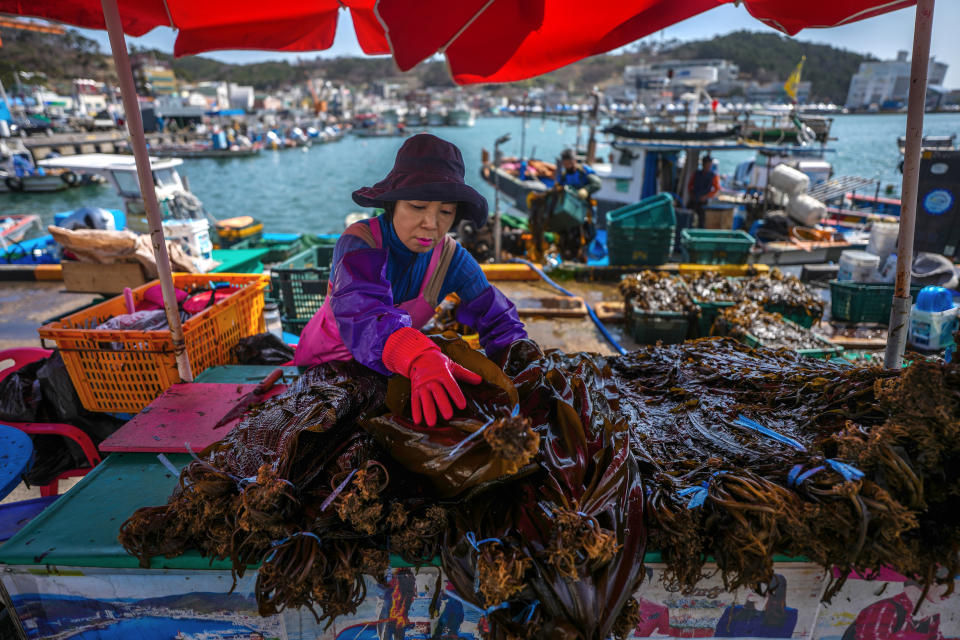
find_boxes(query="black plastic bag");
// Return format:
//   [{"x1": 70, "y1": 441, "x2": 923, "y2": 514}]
[
  {"x1": 233, "y1": 332, "x2": 295, "y2": 365},
  {"x1": 0, "y1": 359, "x2": 43, "y2": 422}
]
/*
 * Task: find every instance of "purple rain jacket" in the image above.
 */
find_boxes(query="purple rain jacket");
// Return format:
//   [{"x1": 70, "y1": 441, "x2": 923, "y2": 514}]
[{"x1": 326, "y1": 217, "x2": 527, "y2": 375}]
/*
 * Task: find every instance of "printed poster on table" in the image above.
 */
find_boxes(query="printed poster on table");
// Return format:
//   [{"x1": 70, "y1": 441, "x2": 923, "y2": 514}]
[
  {"x1": 2, "y1": 566, "x2": 286, "y2": 639},
  {"x1": 814, "y1": 571, "x2": 960, "y2": 640}
]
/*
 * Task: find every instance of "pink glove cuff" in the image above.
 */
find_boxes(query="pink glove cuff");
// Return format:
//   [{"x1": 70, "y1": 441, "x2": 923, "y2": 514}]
[{"x1": 382, "y1": 327, "x2": 438, "y2": 377}]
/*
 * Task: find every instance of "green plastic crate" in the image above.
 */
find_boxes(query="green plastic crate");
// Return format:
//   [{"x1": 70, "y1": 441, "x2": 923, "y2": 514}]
[
  {"x1": 681, "y1": 229, "x2": 756, "y2": 265},
  {"x1": 270, "y1": 246, "x2": 332, "y2": 321},
  {"x1": 627, "y1": 301, "x2": 691, "y2": 344},
  {"x1": 231, "y1": 235, "x2": 303, "y2": 263},
  {"x1": 607, "y1": 194, "x2": 677, "y2": 267},
  {"x1": 692, "y1": 299, "x2": 735, "y2": 337},
  {"x1": 281, "y1": 317, "x2": 310, "y2": 336},
  {"x1": 608, "y1": 193, "x2": 677, "y2": 228},
  {"x1": 608, "y1": 228, "x2": 675, "y2": 266},
  {"x1": 545, "y1": 187, "x2": 588, "y2": 232},
  {"x1": 736, "y1": 319, "x2": 843, "y2": 359},
  {"x1": 764, "y1": 303, "x2": 819, "y2": 328},
  {"x1": 829, "y1": 281, "x2": 924, "y2": 324}
]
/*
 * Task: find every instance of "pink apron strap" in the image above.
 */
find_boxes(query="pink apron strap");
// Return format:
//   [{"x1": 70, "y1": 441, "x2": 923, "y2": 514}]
[{"x1": 343, "y1": 220, "x2": 378, "y2": 248}]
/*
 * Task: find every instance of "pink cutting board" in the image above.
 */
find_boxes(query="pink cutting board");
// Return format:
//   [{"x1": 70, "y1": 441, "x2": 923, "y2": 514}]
[{"x1": 99, "y1": 382, "x2": 286, "y2": 453}]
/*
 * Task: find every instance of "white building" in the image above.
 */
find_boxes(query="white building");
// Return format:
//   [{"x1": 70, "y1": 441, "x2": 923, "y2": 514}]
[
  {"x1": 845, "y1": 50, "x2": 948, "y2": 109},
  {"x1": 625, "y1": 59, "x2": 740, "y2": 98}
]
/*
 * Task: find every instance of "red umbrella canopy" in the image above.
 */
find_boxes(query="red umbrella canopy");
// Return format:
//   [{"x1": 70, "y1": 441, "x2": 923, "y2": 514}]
[
  {"x1": 0, "y1": 0, "x2": 918, "y2": 84},
  {"x1": 376, "y1": 0, "x2": 918, "y2": 84},
  {"x1": 0, "y1": 0, "x2": 390, "y2": 56},
  {"x1": 736, "y1": 0, "x2": 918, "y2": 34}
]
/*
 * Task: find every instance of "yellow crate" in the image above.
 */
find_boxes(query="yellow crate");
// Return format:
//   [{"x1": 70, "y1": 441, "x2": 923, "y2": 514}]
[
  {"x1": 676, "y1": 263, "x2": 769, "y2": 276},
  {"x1": 480, "y1": 263, "x2": 542, "y2": 281},
  {"x1": 38, "y1": 273, "x2": 268, "y2": 413}
]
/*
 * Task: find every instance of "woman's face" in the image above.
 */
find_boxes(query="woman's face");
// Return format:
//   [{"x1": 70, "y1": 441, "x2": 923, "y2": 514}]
[{"x1": 392, "y1": 200, "x2": 458, "y2": 253}]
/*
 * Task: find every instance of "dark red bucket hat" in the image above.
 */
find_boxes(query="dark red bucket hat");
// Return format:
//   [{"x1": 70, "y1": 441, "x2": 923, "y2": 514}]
[{"x1": 352, "y1": 133, "x2": 488, "y2": 227}]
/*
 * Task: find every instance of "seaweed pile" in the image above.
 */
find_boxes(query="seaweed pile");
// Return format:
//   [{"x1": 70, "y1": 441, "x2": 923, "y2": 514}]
[
  {"x1": 119, "y1": 335, "x2": 960, "y2": 638},
  {"x1": 683, "y1": 271, "x2": 741, "y2": 302},
  {"x1": 683, "y1": 269, "x2": 824, "y2": 325},
  {"x1": 621, "y1": 271, "x2": 700, "y2": 316},
  {"x1": 739, "y1": 268, "x2": 824, "y2": 323},
  {"x1": 715, "y1": 302, "x2": 826, "y2": 350}
]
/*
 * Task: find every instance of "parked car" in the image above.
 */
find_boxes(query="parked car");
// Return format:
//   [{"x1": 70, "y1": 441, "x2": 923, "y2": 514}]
[{"x1": 9, "y1": 117, "x2": 53, "y2": 136}]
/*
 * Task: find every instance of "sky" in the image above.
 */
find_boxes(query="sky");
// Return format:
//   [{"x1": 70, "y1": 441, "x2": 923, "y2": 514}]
[{"x1": 74, "y1": 3, "x2": 960, "y2": 87}]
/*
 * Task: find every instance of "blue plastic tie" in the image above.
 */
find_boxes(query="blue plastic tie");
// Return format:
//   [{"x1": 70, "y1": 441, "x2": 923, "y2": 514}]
[
  {"x1": 678, "y1": 483, "x2": 709, "y2": 509},
  {"x1": 485, "y1": 601, "x2": 510, "y2": 615},
  {"x1": 515, "y1": 600, "x2": 540, "y2": 624},
  {"x1": 465, "y1": 532, "x2": 502, "y2": 552},
  {"x1": 734, "y1": 415, "x2": 807, "y2": 451},
  {"x1": 511, "y1": 403, "x2": 520, "y2": 417},
  {"x1": 320, "y1": 468, "x2": 358, "y2": 512},
  {"x1": 787, "y1": 464, "x2": 825, "y2": 487},
  {"x1": 788, "y1": 460, "x2": 863, "y2": 487},
  {"x1": 678, "y1": 471, "x2": 726, "y2": 509},
  {"x1": 445, "y1": 417, "x2": 495, "y2": 460},
  {"x1": 264, "y1": 531, "x2": 320, "y2": 563},
  {"x1": 825, "y1": 459, "x2": 865, "y2": 482},
  {"x1": 156, "y1": 453, "x2": 180, "y2": 477}
]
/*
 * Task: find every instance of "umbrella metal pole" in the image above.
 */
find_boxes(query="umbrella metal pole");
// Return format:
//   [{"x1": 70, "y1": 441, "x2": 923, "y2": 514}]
[
  {"x1": 885, "y1": 0, "x2": 934, "y2": 370},
  {"x1": 101, "y1": 0, "x2": 193, "y2": 381}
]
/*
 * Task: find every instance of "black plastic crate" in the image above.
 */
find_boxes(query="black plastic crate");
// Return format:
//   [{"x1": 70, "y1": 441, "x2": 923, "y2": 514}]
[{"x1": 270, "y1": 246, "x2": 332, "y2": 321}]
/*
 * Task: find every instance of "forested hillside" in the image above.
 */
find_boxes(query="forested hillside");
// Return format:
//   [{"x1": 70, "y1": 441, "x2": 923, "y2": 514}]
[{"x1": 0, "y1": 25, "x2": 875, "y2": 103}]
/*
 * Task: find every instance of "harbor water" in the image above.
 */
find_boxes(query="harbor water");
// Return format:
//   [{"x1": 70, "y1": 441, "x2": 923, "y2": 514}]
[{"x1": 2, "y1": 113, "x2": 958, "y2": 235}]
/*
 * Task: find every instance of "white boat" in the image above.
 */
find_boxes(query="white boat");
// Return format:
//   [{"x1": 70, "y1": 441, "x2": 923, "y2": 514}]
[
  {"x1": 427, "y1": 110, "x2": 446, "y2": 126},
  {"x1": 446, "y1": 107, "x2": 475, "y2": 127},
  {"x1": 38, "y1": 153, "x2": 224, "y2": 271},
  {"x1": 0, "y1": 139, "x2": 76, "y2": 193}
]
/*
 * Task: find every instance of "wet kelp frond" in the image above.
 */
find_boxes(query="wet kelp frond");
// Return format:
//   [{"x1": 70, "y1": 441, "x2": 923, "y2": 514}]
[{"x1": 120, "y1": 336, "x2": 960, "y2": 638}]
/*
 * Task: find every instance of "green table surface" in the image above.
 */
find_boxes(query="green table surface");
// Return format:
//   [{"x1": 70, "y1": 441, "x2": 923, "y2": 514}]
[
  {"x1": 0, "y1": 452, "x2": 226, "y2": 570},
  {"x1": 211, "y1": 248, "x2": 271, "y2": 274},
  {"x1": 194, "y1": 365, "x2": 302, "y2": 384}
]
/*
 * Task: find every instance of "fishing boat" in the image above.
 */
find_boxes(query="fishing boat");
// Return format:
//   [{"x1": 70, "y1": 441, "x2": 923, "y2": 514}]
[
  {"x1": 0, "y1": 139, "x2": 80, "y2": 193},
  {"x1": 446, "y1": 106, "x2": 476, "y2": 127},
  {"x1": 37, "y1": 153, "x2": 260, "y2": 269},
  {"x1": 0, "y1": 214, "x2": 41, "y2": 243},
  {"x1": 149, "y1": 145, "x2": 262, "y2": 159}
]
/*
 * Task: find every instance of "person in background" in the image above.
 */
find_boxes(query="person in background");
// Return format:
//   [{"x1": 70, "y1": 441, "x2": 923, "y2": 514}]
[
  {"x1": 688, "y1": 154, "x2": 721, "y2": 227},
  {"x1": 294, "y1": 133, "x2": 527, "y2": 426},
  {"x1": 556, "y1": 148, "x2": 601, "y2": 200},
  {"x1": 714, "y1": 573, "x2": 798, "y2": 638}
]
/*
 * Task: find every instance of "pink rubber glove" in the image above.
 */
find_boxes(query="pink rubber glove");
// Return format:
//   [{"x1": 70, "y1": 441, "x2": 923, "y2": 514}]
[{"x1": 382, "y1": 327, "x2": 482, "y2": 426}]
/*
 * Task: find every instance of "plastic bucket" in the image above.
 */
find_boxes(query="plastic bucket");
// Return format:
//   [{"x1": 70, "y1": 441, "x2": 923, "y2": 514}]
[{"x1": 837, "y1": 250, "x2": 880, "y2": 283}]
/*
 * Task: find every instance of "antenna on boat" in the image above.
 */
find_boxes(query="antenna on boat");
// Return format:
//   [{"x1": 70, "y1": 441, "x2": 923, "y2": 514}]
[{"x1": 493, "y1": 133, "x2": 511, "y2": 263}]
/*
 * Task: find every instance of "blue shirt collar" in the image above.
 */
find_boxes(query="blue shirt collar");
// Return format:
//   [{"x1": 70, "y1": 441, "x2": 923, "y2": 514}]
[{"x1": 381, "y1": 215, "x2": 419, "y2": 262}]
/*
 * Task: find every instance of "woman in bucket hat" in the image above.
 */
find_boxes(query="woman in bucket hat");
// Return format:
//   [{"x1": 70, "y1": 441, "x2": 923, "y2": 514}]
[{"x1": 295, "y1": 134, "x2": 527, "y2": 426}]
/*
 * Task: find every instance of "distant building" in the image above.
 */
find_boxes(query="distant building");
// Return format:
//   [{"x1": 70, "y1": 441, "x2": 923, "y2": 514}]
[
  {"x1": 744, "y1": 80, "x2": 811, "y2": 104},
  {"x1": 227, "y1": 84, "x2": 255, "y2": 111},
  {"x1": 845, "y1": 50, "x2": 948, "y2": 110},
  {"x1": 192, "y1": 81, "x2": 229, "y2": 110},
  {"x1": 625, "y1": 59, "x2": 740, "y2": 103}
]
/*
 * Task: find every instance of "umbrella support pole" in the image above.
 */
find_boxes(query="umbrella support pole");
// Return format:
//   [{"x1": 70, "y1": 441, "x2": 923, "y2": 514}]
[
  {"x1": 101, "y1": 0, "x2": 193, "y2": 381},
  {"x1": 884, "y1": 0, "x2": 935, "y2": 370}
]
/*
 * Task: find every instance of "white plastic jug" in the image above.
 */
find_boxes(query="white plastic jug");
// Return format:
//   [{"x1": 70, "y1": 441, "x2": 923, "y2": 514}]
[
  {"x1": 866, "y1": 222, "x2": 899, "y2": 264},
  {"x1": 838, "y1": 250, "x2": 880, "y2": 282},
  {"x1": 768, "y1": 164, "x2": 810, "y2": 197},
  {"x1": 786, "y1": 193, "x2": 826, "y2": 226}
]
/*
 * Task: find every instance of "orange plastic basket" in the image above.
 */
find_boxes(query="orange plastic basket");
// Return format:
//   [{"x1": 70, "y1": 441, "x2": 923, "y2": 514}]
[{"x1": 38, "y1": 273, "x2": 269, "y2": 413}]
